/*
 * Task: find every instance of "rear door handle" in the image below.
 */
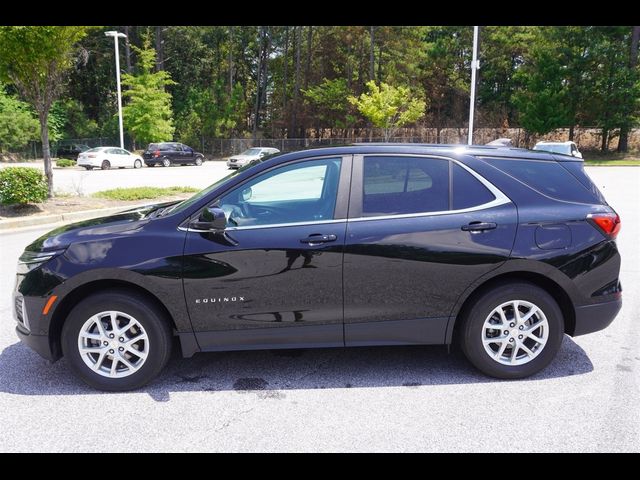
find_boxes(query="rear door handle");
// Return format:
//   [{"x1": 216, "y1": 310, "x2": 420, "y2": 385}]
[
  {"x1": 300, "y1": 234, "x2": 337, "y2": 245},
  {"x1": 461, "y1": 222, "x2": 497, "y2": 232}
]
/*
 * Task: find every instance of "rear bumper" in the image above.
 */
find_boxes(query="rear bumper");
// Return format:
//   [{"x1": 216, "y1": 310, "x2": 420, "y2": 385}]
[
  {"x1": 15, "y1": 325, "x2": 56, "y2": 362},
  {"x1": 572, "y1": 297, "x2": 622, "y2": 336}
]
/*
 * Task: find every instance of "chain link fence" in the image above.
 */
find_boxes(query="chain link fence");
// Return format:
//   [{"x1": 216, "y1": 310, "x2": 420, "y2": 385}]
[{"x1": 3, "y1": 128, "x2": 638, "y2": 161}]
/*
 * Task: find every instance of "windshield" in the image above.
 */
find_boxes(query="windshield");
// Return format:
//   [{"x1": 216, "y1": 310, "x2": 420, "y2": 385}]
[
  {"x1": 533, "y1": 143, "x2": 570, "y2": 155},
  {"x1": 240, "y1": 148, "x2": 263, "y2": 156},
  {"x1": 86, "y1": 147, "x2": 104, "y2": 153},
  {"x1": 160, "y1": 159, "x2": 263, "y2": 217}
]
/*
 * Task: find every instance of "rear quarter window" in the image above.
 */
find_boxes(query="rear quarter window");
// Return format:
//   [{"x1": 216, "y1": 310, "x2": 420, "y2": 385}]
[{"x1": 484, "y1": 158, "x2": 600, "y2": 204}]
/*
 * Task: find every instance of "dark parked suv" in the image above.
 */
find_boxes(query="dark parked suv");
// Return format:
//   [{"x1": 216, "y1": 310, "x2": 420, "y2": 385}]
[
  {"x1": 143, "y1": 142, "x2": 205, "y2": 167},
  {"x1": 13, "y1": 145, "x2": 622, "y2": 391},
  {"x1": 55, "y1": 143, "x2": 90, "y2": 160}
]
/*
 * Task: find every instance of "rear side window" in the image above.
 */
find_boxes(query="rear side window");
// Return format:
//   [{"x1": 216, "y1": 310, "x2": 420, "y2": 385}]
[
  {"x1": 487, "y1": 158, "x2": 599, "y2": 204},
  {"x1": 362, "y1": 156, "x2": 449, "y2": 216},
  {"x1": 560, "y1": 161, "x2": 607, "y2": 204},
  {"x1": 452, "y1": 163, "x2": 495, "y2": 209}
]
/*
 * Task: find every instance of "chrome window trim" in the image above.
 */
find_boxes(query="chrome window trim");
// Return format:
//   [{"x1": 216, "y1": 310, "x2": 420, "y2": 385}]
[
  {"x1": 179, "y1": 218, "x2": 345, "y2": 233},
  {"x1": 351, "y1": 153, "x2": 512, "y2": 222}
]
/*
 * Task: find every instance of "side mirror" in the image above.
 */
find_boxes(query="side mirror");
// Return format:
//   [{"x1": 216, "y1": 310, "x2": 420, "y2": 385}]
[{"x1": 190, "y1": 206, "x2": 227, "y2": 231}]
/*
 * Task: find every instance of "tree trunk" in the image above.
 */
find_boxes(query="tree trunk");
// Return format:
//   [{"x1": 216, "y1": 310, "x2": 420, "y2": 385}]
[
  {"x1": 601, "y1": 128, "x2": 609, "y2": 152},
  {"x1": 228, "y1": 26, "x2": 234, "y2": 95},
  {"x1": 283, "y1": 26, "x2": 289, "y2": 114},
  {"x1": 155, "y1": 26, "x2": 164, "y2": 71},
  {"x1": 569, "y1": 124, "x2": 574, "y2": 141},
  {"x1": 124, "y1": 26, "x2": 132, "y2": 73},
  {"x1": 618, "y1": 25, "x2": 639, "y2": 153},
  {"x1": 304, "y1": 26, "x2": 313, "y2": 90},
  {"x1": 369, "y1": 26, "x2": 375, "y2": 81},
  {"x1": 253, "y1": 27, "x2": 264, "y2": 139},
  {"x1": 290, "y1": 27, "x2": 301, "y2": 138},
  {"x1": 39, "y1": 111, "x2": 53, "y2": 198}
]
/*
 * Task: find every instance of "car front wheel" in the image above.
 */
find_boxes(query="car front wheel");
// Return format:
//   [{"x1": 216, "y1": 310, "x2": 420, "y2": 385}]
[
  {"x1": 161, "y1": 158, "x2": 171, "y2": 167},
  {"x1": 195, "y1": 157, "x2": 203, "y2": 166},
  {"x1": 101, "y1": 160, "x2": 110, "y2": 170},
  {"x1": 61, "y1": 290, "x2": 173, "y2": 391},
  {"x1": 134, "y1": 159, "x2": 142, "y2": 169},
  {"x1": 458, "y1": 281, "x2": 564, "y2": 379}
]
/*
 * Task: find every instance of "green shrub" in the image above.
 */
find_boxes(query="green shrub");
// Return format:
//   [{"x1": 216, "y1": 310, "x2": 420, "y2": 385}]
[
  {"x1": 0, "y1": 167, "x2": 48, "y2": 205},
  {"x1": 56, "y1": 158, "x2": 76, "y2": 168}
]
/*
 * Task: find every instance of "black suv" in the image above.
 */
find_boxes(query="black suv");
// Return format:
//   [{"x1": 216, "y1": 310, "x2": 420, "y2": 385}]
[
  {"x1": 142, "y1": 142, "x2": 205, "y2": 167},
  {"x1": 55, "y1": 143, "x2": 90, "y2": 160},
  {"x1": 13, "y1": 145, "x2": 622, "y2": 391}
]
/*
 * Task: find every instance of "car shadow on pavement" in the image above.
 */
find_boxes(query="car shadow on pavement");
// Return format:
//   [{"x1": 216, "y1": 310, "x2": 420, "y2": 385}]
[{"x1": 0, "y1": 336, "x2": 594, "y2": 401}]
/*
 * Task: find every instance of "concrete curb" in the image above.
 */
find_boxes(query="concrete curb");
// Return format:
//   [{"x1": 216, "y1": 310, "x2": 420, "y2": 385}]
[{"x1": 0, "y1": 204, "x2": 148, "y2": 231}]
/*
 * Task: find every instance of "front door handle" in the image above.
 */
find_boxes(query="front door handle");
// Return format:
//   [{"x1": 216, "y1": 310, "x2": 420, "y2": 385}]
[
  {"x1": 300, "y1": 234, "x2": 337, "y2": 245},
  {"x1": 461, "y1": 222, "x2": 497, "y2": 232}
]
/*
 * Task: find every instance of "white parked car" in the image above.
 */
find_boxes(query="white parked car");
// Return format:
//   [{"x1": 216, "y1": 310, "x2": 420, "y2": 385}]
[
  {"x1": 77, "y1": 147, "x2": 144, "y2": 170},
  {"x1": 226, "y1": 147, "x2": 280, "y2": 169},
  {"x1": 533, "y1": 141, "x2": 583, "y2": 158}
]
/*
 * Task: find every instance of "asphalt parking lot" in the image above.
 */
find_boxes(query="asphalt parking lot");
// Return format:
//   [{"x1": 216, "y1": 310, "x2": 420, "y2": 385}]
[
  {"x1": 0, "y1": 166, "x2": 638, "y2": 452},
  {"x1": 0, "y1": 160, "x2": 231, "y2": 195}
]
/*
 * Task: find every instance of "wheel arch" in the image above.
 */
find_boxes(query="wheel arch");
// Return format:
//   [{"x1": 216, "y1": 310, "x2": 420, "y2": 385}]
[
  {"x1": 446, "y1": 271, "x2": 577, "y2": 344},
  {"x1": 48, "y1": 279, "x2": 192, "y2": 361}
]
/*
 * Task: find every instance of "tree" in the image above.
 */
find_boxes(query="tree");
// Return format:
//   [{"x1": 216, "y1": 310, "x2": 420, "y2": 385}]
[
  {"x1": 303, "y1": 78, "x2": 355, "y2": 135},
  {"x1": 0, "y1": 26, "x2": 90, "y2": 196},
  {"x1": 349, "y1": 81, "x2": 426, "y2": 141},
  {"x1": 0, "y1": 83, "x2": 39, "y2": 151},
  {"x1": 617, "y1": 26, "x2": 639, "y2": 153},
  {"x1": 121, "y1": 37, "x2": 175, "y2": 147}
]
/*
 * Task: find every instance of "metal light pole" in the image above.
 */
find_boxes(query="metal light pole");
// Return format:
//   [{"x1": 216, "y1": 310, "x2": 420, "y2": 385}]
[
  {"x1": 468, "y1": 26, "x2": 480, "y2": 145},
  {"x1": 105, "y1": 31, "x2": 127, "y2": 149}
]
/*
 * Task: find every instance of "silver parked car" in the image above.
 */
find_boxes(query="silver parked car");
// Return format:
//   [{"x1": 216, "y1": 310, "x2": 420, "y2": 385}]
[
  {"x1": 226, "y1": 147, "x2": 280, "y2": 169},
  {"x1": 533, "y1": 141, "x2": 583, "y2": 158}
]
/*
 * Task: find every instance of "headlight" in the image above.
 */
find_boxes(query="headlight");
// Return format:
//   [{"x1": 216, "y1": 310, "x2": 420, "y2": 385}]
[{"x1": 17, "y1": 249, "x2": 66, "y2": 274}]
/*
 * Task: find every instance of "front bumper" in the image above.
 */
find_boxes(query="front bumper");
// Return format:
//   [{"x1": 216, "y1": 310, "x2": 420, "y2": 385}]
[
  {"x1": 572, "y1": 297, "x2": 622, "y2": 336},
  {"x1": 15, "y1": 324, "x2": 56, "y2": 361},
  {"x1": 226, "y1": 159, "x2": 245, "y2": 168}
]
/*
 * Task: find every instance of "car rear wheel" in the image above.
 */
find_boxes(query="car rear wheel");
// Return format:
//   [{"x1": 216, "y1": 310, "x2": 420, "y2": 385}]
[
  {"x1": 458, "y1": 282, "x2": 564, "y2": 379},
  {"x1": 61, "y1": 290, "x2": 173, "y2": 391},
  {"x1": 195, "y1": 157, "x2": 203, "y2": 166},
  {"x1": 101, "y1": 160, "x2": 110, "y2": 170},
  {"x1": 161, "y1": 158, "x2": 171, "y2": 167},
  {"x1": 134, "y1": 159, "x2": 142, "y2": 169}
]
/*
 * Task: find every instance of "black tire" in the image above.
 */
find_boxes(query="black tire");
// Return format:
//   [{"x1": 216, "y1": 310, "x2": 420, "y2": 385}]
[
  {"x1": 134, "y1": 159, "x2": 142, "y2": 169},
  {"x1": 195, "y1": 157, "x2": 203, "y2": 166},
  {"x1": 84, "y1": 166, "x2": 93, "y2": 171},
  {"x1": 101, "y1": 160, "x2": 110, "y2": 170},
  {"x1": 61, "y1": 290, "x2": 173, "y2": 391},
  {"x1": 161, "y1": 157, "x2": 171, "y2": 167},
  {"x1": 458, "y1": 281, "x2": 564, "y2": 379}
]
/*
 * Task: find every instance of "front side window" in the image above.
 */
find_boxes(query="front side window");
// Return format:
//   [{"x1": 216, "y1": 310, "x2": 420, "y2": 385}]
[
  {"x1": 362, "y1": 156, "x2": 449, "y2": 216},
  {"x1": 217, "y1": 157, "x2": 342, "y2": 227}
]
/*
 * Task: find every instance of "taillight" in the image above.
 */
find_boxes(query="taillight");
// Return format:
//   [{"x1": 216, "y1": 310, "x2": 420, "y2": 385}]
[
  {"x1": 588, "y1": 213, "x2": 621, "y2": 239},
  {"x1": 153, "y1": 150, "x2": 160, "y2": 157}
]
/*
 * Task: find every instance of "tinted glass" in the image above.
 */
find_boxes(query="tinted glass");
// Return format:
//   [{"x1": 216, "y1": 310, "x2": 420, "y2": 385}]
[
  {"x1": 452, "y1": 163, "x2": 495, "y2": 209},
  {"x1": 559, "y1": 161, "x2": 607, "y2": 204},
  {"x1": 488, "y1": 158, "x2": 599, "y2": 203},
  {"x1": 241, "y1": 148, "x2": 263, "y2": 156},
  {"x1": 533, "y1": 143, "x2": 570, "y2": 155},
  {"x1": 217, "y1": 158, "x2": 342, "y2": 227},
  {"x1": 362, "y1": 156, "x2": 449, "y2": 216}
]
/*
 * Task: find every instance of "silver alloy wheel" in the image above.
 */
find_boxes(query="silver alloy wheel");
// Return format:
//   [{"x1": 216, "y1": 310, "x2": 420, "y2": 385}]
[
  {"x1": 162, "y1": 158, "x2": 170, "y2": 167},
  {"x1": 482, "y1": 300, "x2": 549, "y2": 366},
  {"x1": 134, "y1": 159, "x2": 142, "y2": 169},
  {"x1": 195, "y1": 157, "x2": 203, "y2": 166},
  {"x1": 77, "y1": 310, "x2": 149, "y2": 378}
]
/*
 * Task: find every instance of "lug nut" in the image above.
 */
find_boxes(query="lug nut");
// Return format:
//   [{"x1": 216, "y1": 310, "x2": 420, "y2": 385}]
[
  {"x1": 109, "y1": 349, "x2": 114, "y2": 354},
  {"x1": 510, "y1": 323, "x2": 515, "y2": 328},
  {"x1": 119, "y1": 337, "x2": 125, "y2": 342},
  {"x1": 103, "y1": 341, "x2": 108, "y2": 346},
  {"x1": 109, "y1": 334, "x2": 115, "y2": 339},
  {"x1": 119, "y1": 347, "x2": 124, "y2": 352},
  {"x1": 519, "y1": 325, "x2": 524, "y2": 330},
  {"x1": 503, "y1": 330, "x2": 509, "y2": 335},
  {"x1": 519, "y1": 335, "x2": 523, "y2": 339},
  {"x1": 509, "y1": 338, "x2": 514, "y2": 342}
]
